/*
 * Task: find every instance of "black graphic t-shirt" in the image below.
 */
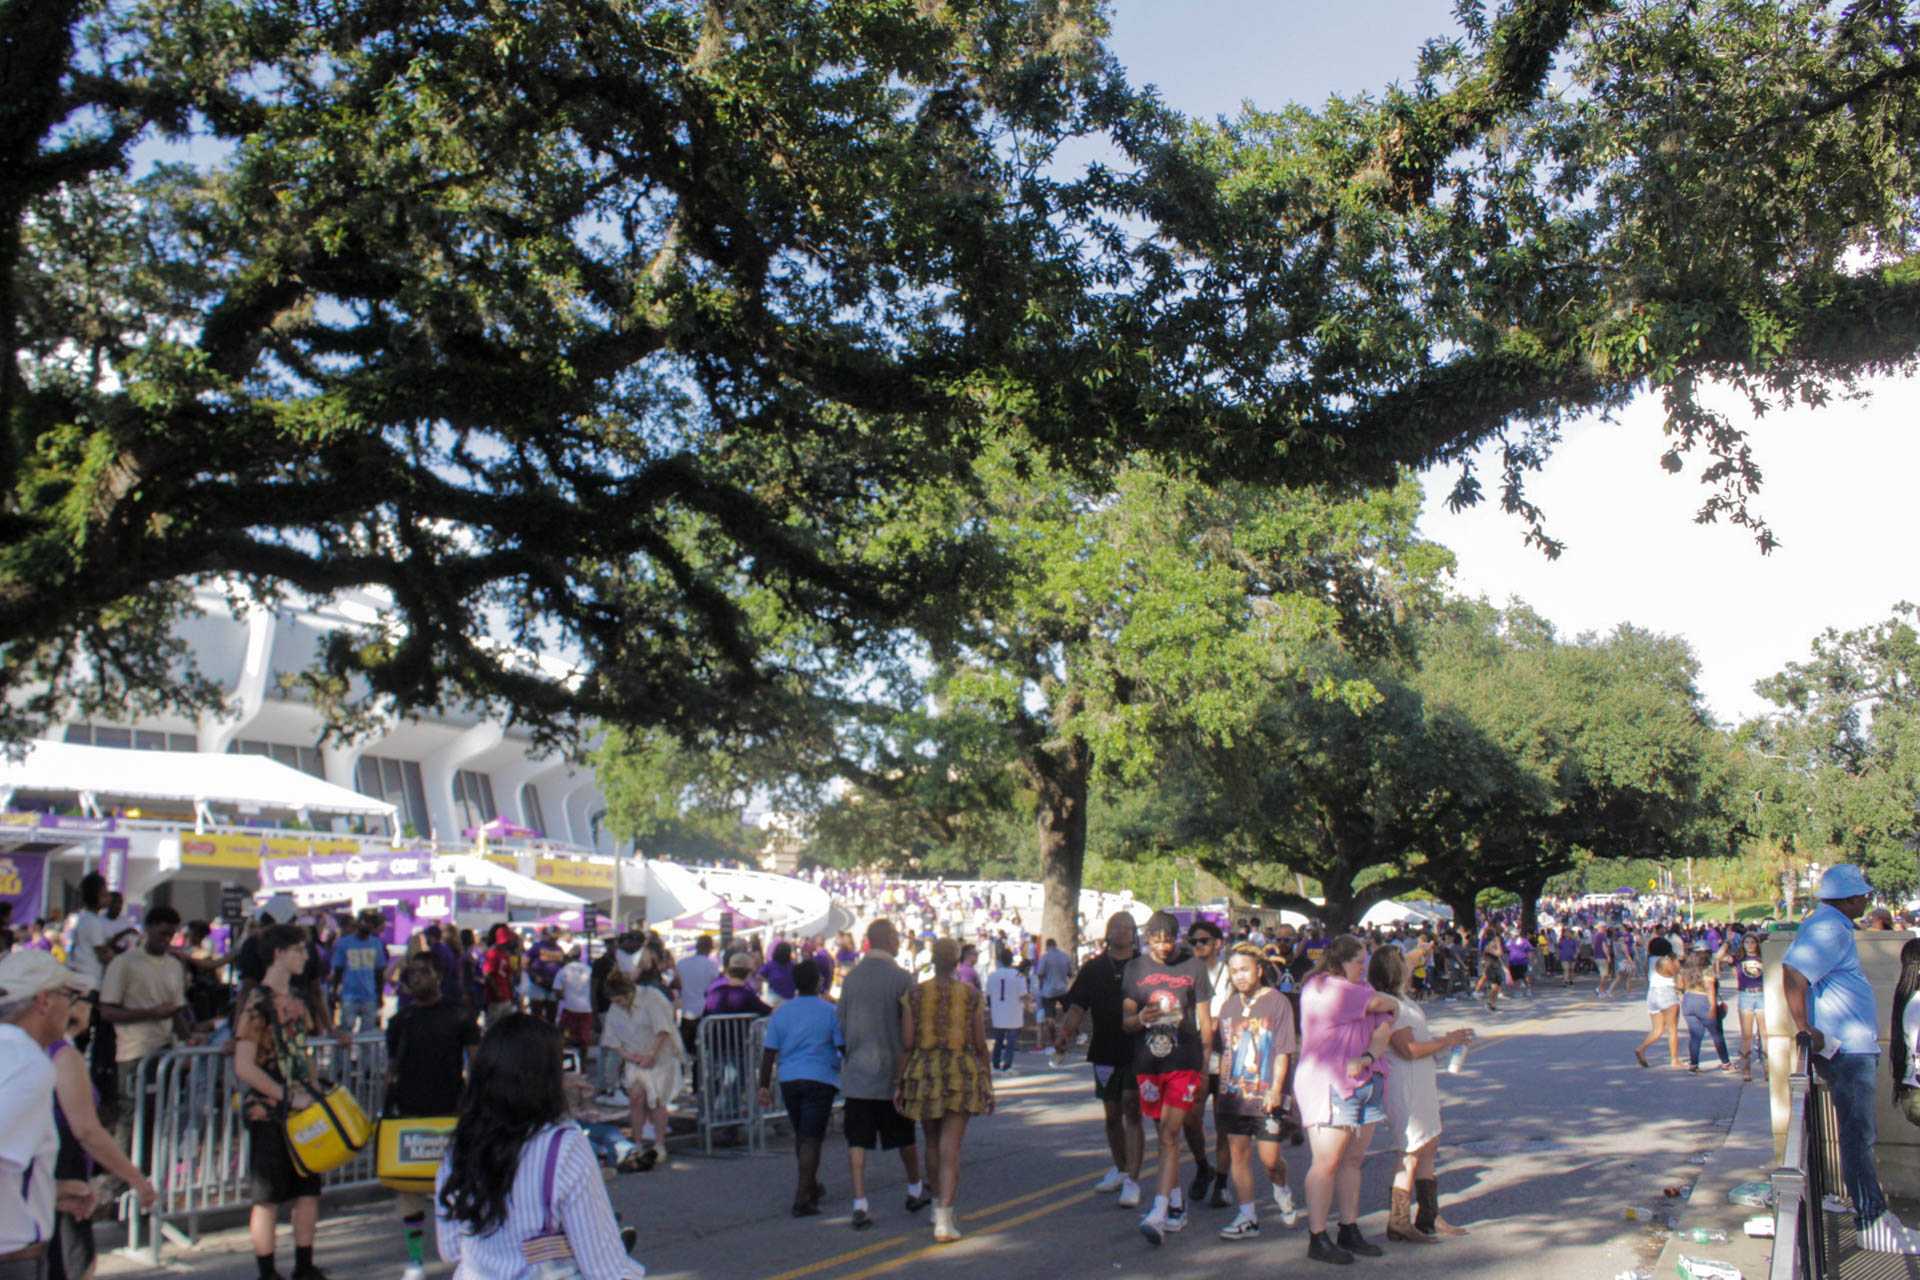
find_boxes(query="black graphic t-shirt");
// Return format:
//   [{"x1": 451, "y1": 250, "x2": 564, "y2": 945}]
[
  {"x1": 1065, "y1": 949, "x2": 1132, "y2": 1068},
  {"x1": 1122, "y1": 953, "x2": 1212, "y2": 1076}
]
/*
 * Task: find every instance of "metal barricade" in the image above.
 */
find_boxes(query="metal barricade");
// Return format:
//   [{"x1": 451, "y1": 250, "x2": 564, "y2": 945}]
[
  {"x1": 1770, "y1": 1039, "x2": 1843, "y2": 1280},
  {"x1": 696, "y1": 1013, "x2": 765, "y2": 1154},
  {"x1": 122, "y1": 1032, "x2": 390, "y2": 1266}
]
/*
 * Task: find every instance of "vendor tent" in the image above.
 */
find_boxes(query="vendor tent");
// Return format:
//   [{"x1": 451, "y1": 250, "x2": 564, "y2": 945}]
[
  {"x1": 671, "y1": 897, "x2": 764, "y2": 931},
  {"x1": 0, "y1": 740, "x2": 396, "y2": 822},
  {"x1": 1359, "y1": 899, "x2": 1447, "y2": 929},
  {"x1": 434, "y1": 855, "x2": 589, "y2": 910}
]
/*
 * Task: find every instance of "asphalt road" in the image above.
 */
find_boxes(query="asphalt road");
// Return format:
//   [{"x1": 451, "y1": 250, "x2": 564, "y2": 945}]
[{"x1": 100, "y1": 984, "x2": 1760, "y2": 1279}]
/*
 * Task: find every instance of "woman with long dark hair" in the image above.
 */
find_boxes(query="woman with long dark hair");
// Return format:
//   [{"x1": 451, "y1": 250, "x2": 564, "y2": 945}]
[
  {"x1": 1678, "y1": 947, "x2": 1734, "y2": 1073},
  {"x1": 435, "y1": 1014, "x2": 644, "y2": 1279},
  {"x1": 1893, "y1": 940, "x2": 1920, "y2": 1128}
]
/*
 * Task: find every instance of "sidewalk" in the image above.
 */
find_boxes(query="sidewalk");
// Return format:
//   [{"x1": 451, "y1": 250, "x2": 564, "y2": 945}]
[{"x1": 1646, "y1": 1059, "x2": 1776, "y2": 1280}]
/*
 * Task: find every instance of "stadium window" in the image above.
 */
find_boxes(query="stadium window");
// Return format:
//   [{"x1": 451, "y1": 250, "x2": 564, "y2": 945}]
[{"x1": 520, "y1": 783, "x2": 547, "y2": 835}]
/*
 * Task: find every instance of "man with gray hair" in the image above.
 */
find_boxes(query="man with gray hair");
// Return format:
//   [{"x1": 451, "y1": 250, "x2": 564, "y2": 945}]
[{"x1": 0, "y1": 950, "x2": 97, "y2": 1278}]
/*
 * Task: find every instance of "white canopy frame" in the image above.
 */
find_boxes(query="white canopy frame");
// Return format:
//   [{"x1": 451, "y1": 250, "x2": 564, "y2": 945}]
[{"x1": 0, "y1": 740, "x2": 396, "y2": 829}]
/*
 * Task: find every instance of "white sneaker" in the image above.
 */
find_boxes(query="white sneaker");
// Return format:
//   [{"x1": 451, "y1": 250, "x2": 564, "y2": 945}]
[
  {"x1": 402, "y1": 1268, "x2": 426, "y2": 1280},
  {"x1": 1138, "y1": 1212, "x2": 1166, "y2": 1246},
  {"x1": 1163, "y1": 1204, "x2": 1187, "y2": 1232},
  {"x1": 1859, "y1": 1210, "x2": 1920, "y2": 1255},
  {"x1": 1118, "y1": 1178, "x2": 1142, "y2": 1208},
  {"x1": 1825, "y1": 1194, "x2": 1854, "y2": 1215},
  {"x1": 1218, "y1": 1215, "x2": 1260, "y2": 1240},
  {"x1": 1094, "y1": 1168, "x2": 1126, "y2": 1193},
  {"x1": 1273, "y1": 1185, "x2": 1301, "y2": 1228}
]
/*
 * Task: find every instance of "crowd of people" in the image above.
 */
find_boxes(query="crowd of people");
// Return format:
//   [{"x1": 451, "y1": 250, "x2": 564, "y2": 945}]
[{"x1": 2, "y1": 862, "x2": 1919, "y2": 1276}]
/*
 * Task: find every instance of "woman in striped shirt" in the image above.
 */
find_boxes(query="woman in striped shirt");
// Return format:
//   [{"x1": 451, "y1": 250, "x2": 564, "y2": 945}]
[{"x1": 436, "y1": 1015, "x2": 646, "y2": 1279}]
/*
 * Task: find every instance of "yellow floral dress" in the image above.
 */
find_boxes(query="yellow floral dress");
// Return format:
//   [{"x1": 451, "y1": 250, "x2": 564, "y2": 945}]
[{"x1": 897, "y1": 977, "x2": 992, "y2": 1120}]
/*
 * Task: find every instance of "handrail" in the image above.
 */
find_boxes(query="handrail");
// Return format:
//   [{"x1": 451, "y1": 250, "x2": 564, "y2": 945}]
[
  {"x1": 1771, "y1": 1035, "x2": 1841, "y2": 1280},
  {"x1": 1770, "y1": 1037, "x2": 1813, "y2": 1280}
]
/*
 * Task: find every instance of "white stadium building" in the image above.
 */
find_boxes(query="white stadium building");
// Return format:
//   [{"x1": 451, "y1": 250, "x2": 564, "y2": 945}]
[{"x1": 0, "y1": 586, "x2": 836, "y2": 938}]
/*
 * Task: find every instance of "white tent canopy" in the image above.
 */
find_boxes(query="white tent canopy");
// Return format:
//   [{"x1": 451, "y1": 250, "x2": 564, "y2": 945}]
[
  {"x1": 1360, "y1": 899, "x2": 1450, "y2": 929},
  {"x1": 0, "y1": 740, "x2": 396, "y2": 821},
  {"x1": 433, "y1": 855, "x2": 588, "y2": 910}
]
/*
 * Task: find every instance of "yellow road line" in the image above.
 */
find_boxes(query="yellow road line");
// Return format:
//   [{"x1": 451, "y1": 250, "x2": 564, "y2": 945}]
[
  {"x1": 831, "y1": 1191, "x2": 1099, "y2": 1280},
  {"x1": 761, "y1": 1236, "x2": 911, "y2": 1280},
  {"x1": 960, "y1": 1168, "x2": 1107, "y2": 1220},
  {"x1": 760, "y1": 1166, "x2": 1105, "y2": 1280}
]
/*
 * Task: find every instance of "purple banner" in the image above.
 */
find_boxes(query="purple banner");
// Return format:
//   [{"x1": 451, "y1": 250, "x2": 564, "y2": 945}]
[
  {"x1": 258, "y1": 850, "x2": 436, "y2": 890},
  {"x1": 366, "y1": 887, "x2": 455, "y2": 920},
  {"x1": 0, "y1": 813, "x2": 116, "y2": 833},
  {"x1": 0, "y1": 851, "x2": 49, "y2": 921},
  {"x1": 456, "y1": 890, "x2": 507, "y2": 916},
  {"x1": 101, "y1": 837, "x2": 129, "y2": 893}
]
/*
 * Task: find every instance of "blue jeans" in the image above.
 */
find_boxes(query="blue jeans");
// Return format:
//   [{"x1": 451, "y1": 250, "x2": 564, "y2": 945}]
[
  {"x1": 577, "y1": 1120, "x2": 635, "y2": 1165},
  {"x1": 1814, "y1": 1051, "x2": 1887, "y2": 1229},
  {"x1": 991, "y1": 1028, "x2": 1017, "y2": 1071},
  {"x1": 1682, "y1": 994, "x2": 1729, "y2": 1067},
  {"x1": 339, "y1": 998, "x2": 380, "y2": 1035}
]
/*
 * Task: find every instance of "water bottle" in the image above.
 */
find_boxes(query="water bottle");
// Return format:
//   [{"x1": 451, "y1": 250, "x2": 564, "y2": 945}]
[
  {"x1": 1677, "y1": 1228, "x2": 1729, "y2": 1244},
  {"x1": 1447, "y1": 1042, "x2": 1468, "y2": 1074}
]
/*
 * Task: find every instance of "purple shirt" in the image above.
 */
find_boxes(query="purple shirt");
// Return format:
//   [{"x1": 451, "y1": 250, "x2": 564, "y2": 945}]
[{"x1": 1293, "y1": 974, "x2": 1388, "y2": 1128}]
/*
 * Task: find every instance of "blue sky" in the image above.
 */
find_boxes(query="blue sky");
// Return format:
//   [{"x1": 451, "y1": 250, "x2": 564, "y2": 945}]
[{"x1": 1101, "y1": 1, "x2": 1920, "y2": 727}]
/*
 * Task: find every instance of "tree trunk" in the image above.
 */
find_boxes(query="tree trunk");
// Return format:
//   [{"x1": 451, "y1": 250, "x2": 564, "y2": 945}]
[
  {"x1": 1031, "y1": 736, "x2": 1091, "y2": 956},
  {"x1": 1443, "y1": 889, "x2": 1478, "y2": 937},
  {"x1": 1519, "y1": 877, "x2": 1545, "y2": 937}
]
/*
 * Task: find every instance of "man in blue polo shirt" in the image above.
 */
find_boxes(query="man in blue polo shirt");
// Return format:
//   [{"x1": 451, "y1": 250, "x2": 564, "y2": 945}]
[
  {"x1": 759, "y1": 959, "x2": 843, "y2": 1218},
  {"x1": 1783, "y1": 863, "x2": 1919, "y2": 1254}
]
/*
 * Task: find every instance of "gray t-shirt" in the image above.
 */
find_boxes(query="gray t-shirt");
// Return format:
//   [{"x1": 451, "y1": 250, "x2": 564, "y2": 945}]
[{"x1": 836, "y1": 952, "x2": 914, "y2": 1099}]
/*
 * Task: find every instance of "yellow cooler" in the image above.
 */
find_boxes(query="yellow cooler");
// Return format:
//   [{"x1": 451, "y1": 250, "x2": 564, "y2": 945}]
[
  {"x1": 285, "y1": 1086, "x2": 372, "y2": 1177},
  {"x1": 376, "y1": 1115, "x2": 458, "y2": 1193}
]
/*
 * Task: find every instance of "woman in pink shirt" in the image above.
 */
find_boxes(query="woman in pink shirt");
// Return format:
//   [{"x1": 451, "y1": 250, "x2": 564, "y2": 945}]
[{"x1": 1294, "y1": 936, "x2": 1399, "y2": 1266}]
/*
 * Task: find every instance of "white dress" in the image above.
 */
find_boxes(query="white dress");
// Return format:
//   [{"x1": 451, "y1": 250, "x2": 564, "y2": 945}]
[
  {"x1": 1383, "y1": 1000, "x2": 1442, "y2": 1152},
  {"x1": 603, "y1": 989, "x2": 684, "y2": 1107}
]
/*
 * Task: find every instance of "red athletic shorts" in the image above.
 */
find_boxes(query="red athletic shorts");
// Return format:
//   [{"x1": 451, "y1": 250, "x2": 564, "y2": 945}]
[
  {"x1": 1136, "y1": 1070, "x2": 1205, "y2": 1120},
  {"x1": 558, "y1": 1009, "x2": 595, "y2": 1048}
]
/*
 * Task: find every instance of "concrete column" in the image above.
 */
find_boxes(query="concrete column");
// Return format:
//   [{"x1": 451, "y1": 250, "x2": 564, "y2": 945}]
[
  {"x1": 417, "y1": 722, "x2": 505, "y2": 845},
  {"x1": 200, "y1": 607, "x2": 276, "y2": 753}
]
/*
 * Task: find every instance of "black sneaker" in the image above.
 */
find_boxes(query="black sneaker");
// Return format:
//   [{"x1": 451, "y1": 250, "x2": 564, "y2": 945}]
[
  {"x1": 1208, "y1": 1171, "x2": 1230, "y2": 1208},
  {"x1": 792, "y1": 1200, "x2": 821, "y2": 1218},
  {"x1": 620, "y1": 1226, "x2": 639, "y2": 1254},
  {"x1": 1188, "y1": 1161, "x2": 1214, "y2": 1201},
  {"x1": 904, "y1": 1192, "x2": 933, "y2": 1213},
  {"x1": 1308, "y1": 1231, "x2": 1355, "y2": 1265},
  {"x1": 1335, "y1": 1223, "x2": 1384, "y2": 1257},
  {"x1": 851, "y1": 1208, "x2": 874, "y2": 1231}
]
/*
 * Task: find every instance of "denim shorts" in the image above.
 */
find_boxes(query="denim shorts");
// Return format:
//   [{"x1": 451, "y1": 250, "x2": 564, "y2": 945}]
[
  {"x1": 1737, "y1": 990, "x2": 1764, "y2": 1014},
  {"x1": 1327, "y1": 1075, "x2": 1386, "y2": 1128}
]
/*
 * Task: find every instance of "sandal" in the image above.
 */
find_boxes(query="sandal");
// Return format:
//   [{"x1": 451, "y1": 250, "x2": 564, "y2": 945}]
[{"x1": 1635, "y1": 1050, "x2": 1650, "y2": 1068}]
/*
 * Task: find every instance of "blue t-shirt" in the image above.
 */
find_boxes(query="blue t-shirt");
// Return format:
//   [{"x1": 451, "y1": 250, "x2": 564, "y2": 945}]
[
  {"x1": 1782, "y1": 903, "x2": 1880, "y2": 1055},
  {"x1": 763, "y1": 995, "x2": 843, "y2": 1088},
  {"x1": 332, "y1": 935, "x2": 386, "y2": 1005}
]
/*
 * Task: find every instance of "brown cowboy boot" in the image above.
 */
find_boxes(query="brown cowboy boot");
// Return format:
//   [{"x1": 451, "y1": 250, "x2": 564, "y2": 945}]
[{"x1": 1388, "y1": 1186, "x2": 1437, "y2": 1243}]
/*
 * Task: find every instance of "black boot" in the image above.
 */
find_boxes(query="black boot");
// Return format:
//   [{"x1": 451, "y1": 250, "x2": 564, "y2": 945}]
[
  {"x1": 1336, "y1": 1221, "x2": 1384, "y2": 1257},
  {"x1": 1308, "y1": 1230, "x2": 1355, "y2": 1265},
  {"x1": 1208, "y1": 1170, "x2": 1230, "y2": 1208}
]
